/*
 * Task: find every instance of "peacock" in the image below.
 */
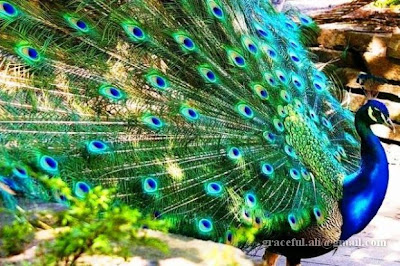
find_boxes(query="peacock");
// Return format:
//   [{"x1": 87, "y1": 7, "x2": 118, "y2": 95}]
[{"x1": 0, "y1": 0, "x2": 394, "y2": 265}]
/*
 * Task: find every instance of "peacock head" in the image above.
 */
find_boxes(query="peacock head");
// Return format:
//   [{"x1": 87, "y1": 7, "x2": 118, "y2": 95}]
[{"x1": 359, "y1": 99, "x2": 394, "y2": 130}]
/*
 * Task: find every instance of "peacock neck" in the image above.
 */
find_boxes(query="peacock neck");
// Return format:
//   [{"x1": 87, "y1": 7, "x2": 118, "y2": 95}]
[{"x1": 339, "y1": 109, "x2": 389, "y2": 240}]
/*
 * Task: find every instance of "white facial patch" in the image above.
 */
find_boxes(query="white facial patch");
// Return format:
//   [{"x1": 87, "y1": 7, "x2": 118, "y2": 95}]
[
  {"x1": 380, "y1": 113, "x2": 387, "y2": 122},
  {"x1": 368, "y1": 107, "x2": 378, "y2": 122}
]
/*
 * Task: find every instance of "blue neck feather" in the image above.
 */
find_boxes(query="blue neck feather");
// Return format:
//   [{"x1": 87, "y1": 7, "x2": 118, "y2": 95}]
[{"x1": 339, "y1": 108, "x2": 389, "y2": 240}]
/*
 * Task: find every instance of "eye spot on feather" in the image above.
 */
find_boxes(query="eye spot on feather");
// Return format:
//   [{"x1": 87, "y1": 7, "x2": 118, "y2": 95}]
[
  {"x1": 207, "y1": 0, "x2": 224, "y2": 19},
  {"x1": 309, "y1": 109, "x2": 319, "y2": 123},
  {"x1": 146, "y1": 73, "x2": 169, "y2": 90},
  {"x1": 76, "y1": 20, "x2": 87, "y2": 30},
  {"x1": 248, "y1": 43, "x2": 257, "y2": 53},
  {"x1": 142, "y1": 115, "x2": 164, "y2": 130},
  {"x1": 289, "y1": 40, "x2": 300, "y2": 50},
  {"x1": 263, "y1": 131, "x2": 276, "y2": 143},
  {"x1": 321, "y1": 117, "x2": 332, "y2": 129},
  {"x1": 53, "y1": 190, "x2": 69, "y2": 205},
  {"x1": 16, "y1": 44, "x2": 41, "y2": 63},
  {"x1": 133, "y1": 27, "x2": 144, "y2": 38},
  {"x1": 198, "y1": 218, "x2": 213, "y2": 233},
  {"x1": 122, "y1": 22, "x2": 147, "y2": 42},
  {"x1": 277, "y1": 73, "x2": 287, "y2": 83},
  {"x1": 180, "y1": 106, "x2": 200, "y2": 122},
  {"x1": 261, "y1": 163, "x2": 274, "y2": 176},
  {"x1": 173, "y1": 32, "x2": 196, "y2": 51},
  {"x1": 226, "y1": 231, "x2": 233, "y2": 244},
  {"x1": 264, "y1": 73, "x2": 277, "y2": 87},
  {"x1": 99, "y1": 85, "x2": 125, "y2": 101},
  {"x1": 227, "y1": 49, "x2": 246, "y2": 68},
  {"x1": 285, "y1": 20, "x2": 296, "y2": 30},
  {"x1": 288, "y1": 213, "x2": 301, "y2": 231},
  {"x1": 241, "y1": 208, "x2": 252, "y2": 224},
  {"x1": 252, "y1": 84, "x2": 269, "y2": 100},
  {"x1": 314, "y1": 71, "x2": 327, "y2": 82},
  {"x1": 0, "y1": 1, "x2": 18, "y2": 18},
  {"x1": 262, "y1": 44, "x2": 279, "y2": 61},
  {"x1": 65, "y1": 15, "x2": 89, "y2": 32},
  {"x1": 12, "y1": 167, "x2": 28, "y2": 179},
  {"x1": 289, "y1": 168, "x2": 301, "y2": 180},
  {"x1": 334, "y1": 151, "x2": 341, "y2": 161},
  {"x1": 74, "y1": 182, "x2": 91, "y2": 199},
  {"x1": 290, "y1": 53, "x2": 300, "y2": 63},
  {"x1": 337, "y1": 146, "x2": 347, "y2": 158},
  {"x1": 344, "y1": 132, "x2": 358, "y2": 146},
  {"x1": 277, "y1": 105, "x2": 287, "y2": 117},
  {"x1": 236, "y1": 103, "x2": 254, "y2": 119},
  {"x1": 198, "y1": 65, "x2": 217, "y2": 83},
  {"x1": 313, "y1": 81, "x2": 325, "y2": 92},
  {"x1": 154, "y1": 211, "x2": 161, "y2": 219},
  {"x1": 143, "y1": 177, "x2": 158, "y2": 194},
  {"x1": 280, "y1": 90, "x2": 291, "y2": 103},
  {"x1": 299, "y1": 15, "x2": 312, "y2": 25},
  {"x1": 294, "y1": 99, "x2": 304, "y2": 111},
  {"x1": 87, "y1": 140, "x2": 108, "y2": 155},
  {"x1": 227, "y1": 147, "x2": 242, "y2": 160},
  {"x1": 245, "y1": 192, "x2": 257, "y2": 208},
  {"x1": 274, "y1": 118, "x2": 285, "y2": 132},
  {"x1": 301, "y1": 168, "x2": 311, "y2": 181},
  {"x1": 206, "y1": 182, "x2": 223, "y2": 196},
  {"x1": 269, "y1": 49, "x2": 277, "y2": 57},
  {"x1": 313, "y1": 206, "x2": 324, "y2": 223},
  {"x1": 254, "y1": 23, "x2": 270, "y2": 39},
  {"x1": 285, "y1": 145, "x2": 297, "y2": 159},
  {"x1": 39, "y1": 155, "x2": 59, "y2": 175},
  {"x1": 292, "y1": 75, "x2": 304, "y2": 90}
]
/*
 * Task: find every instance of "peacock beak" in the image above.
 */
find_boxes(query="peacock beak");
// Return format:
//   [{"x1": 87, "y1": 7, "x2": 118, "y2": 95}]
[{"x1": 384, "y1": 117, "x2": 396, "y2": 132}]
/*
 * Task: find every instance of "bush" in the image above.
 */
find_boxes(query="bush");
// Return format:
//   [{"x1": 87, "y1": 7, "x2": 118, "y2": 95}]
[
  {"x1": 0, "y1": 175, "x2": 169, "y2": 265},
  {"x1": 35, "y1": 178, "x2": 169, "y2": 265},
  {"x1": 0, "y1": 215, "x2": 34, "y2": 257},
  {"x1": 374, "y1": 0, "x2": 400, "y2": 7}
]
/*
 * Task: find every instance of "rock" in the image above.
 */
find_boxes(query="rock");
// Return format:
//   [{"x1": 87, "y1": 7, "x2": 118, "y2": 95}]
[
  {"x1": 317, "y1": 24, "x2": 391, "y2": 54},
  {"x1": 387, "y1": 33, "x2": 400, "y2": 60},
  {"x1": 0, "y1": 229, "x2": 255, "y2": 266},
  {"x1": 363, "y1": 52, "x2": 400, "y2": 81}
]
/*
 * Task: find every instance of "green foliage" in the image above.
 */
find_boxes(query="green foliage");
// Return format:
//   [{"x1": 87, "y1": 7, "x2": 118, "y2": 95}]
[
  {"x1": 0, "y1": 214, "x2": 34, "y2": 257},
  {"x1": 374, "y1": 0, "x2": 400, "y2": 7},
  {"x1": 36, "y1": 177, "x2": 169, "y2": 265}
]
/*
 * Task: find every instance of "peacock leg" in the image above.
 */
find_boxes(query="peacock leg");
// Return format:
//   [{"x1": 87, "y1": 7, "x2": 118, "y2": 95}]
[
  {"x1": 259, "y1": 250, "x2": 280, "y2": 266},
  {"x1": 286, "y1": 257, "x2": 301, "y2": 266}
]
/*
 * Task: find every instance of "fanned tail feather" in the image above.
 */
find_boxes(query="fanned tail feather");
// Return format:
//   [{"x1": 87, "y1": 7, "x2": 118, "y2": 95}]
[{"x1": 0, "y1": 0, "x2": 360, "y2": 244}]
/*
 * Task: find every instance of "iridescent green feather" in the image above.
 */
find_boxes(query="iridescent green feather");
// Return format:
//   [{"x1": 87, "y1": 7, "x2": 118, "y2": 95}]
[{"x1": 0, "y1": 0, "x2": 360, "y2": 245}]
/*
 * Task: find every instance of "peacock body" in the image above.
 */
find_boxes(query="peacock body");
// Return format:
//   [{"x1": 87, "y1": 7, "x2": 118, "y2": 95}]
[{"x1": 0, "y1": 0, "x2": 392, "y2": 263}]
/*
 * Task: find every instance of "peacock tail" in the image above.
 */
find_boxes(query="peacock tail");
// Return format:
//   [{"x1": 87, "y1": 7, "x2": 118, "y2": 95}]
[{"x1": 0, "y1": 0, "x2": 361, "y2": 244}]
